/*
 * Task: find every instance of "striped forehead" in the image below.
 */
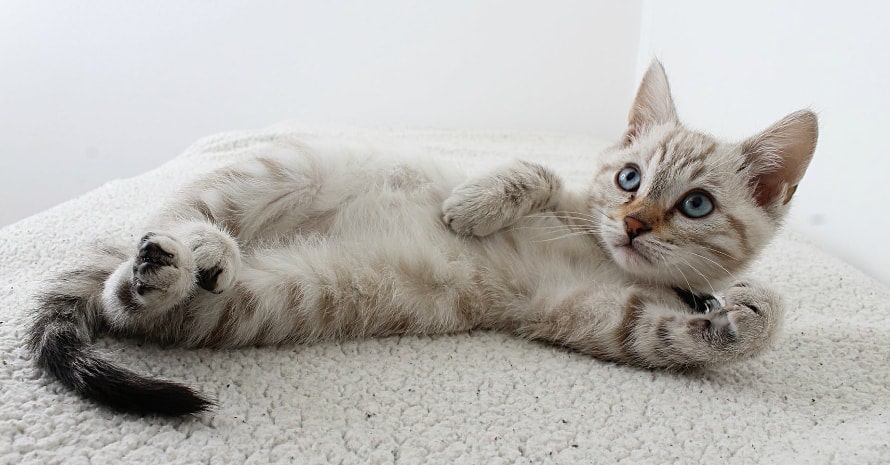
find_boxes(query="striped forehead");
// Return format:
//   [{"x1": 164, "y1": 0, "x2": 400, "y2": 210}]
[{"x1": 644, "y1": 130, "x2": 719, "y2": 199}]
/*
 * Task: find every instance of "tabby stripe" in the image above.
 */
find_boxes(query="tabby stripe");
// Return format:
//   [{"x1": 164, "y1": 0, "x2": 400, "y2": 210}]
[
  {"x1": 616, "y1": 293, "x2": 645, "y2": 363},
  {"x1": 653, "y1": 317, "x2": 683, "y2": 366},
  {"x1": 206, "y1": 298, "x2": 236, "y2": 348},
  {"x1": 257, "y1": 157, "x2": 288, "y2": 180},
  {"x1": 192, "y1": 199, "x2": 216, "y2": 223},
  {"x1": 220, "y1": 197, "x2": 241, "y2": 238},
  {"x1": 115, "y1": 280, "x2": 141, "y2": 312},
  {"x1": 724, "y1": 213, "x2": 751, "y2": 256},
  {"x1": 254, "y1": 191, "x2": 292, "y2": 233}
]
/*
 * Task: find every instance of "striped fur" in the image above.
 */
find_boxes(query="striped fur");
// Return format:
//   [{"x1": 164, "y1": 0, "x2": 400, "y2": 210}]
[{"x1": 28, "y1": 60, "x2": 817, "y2": 415}]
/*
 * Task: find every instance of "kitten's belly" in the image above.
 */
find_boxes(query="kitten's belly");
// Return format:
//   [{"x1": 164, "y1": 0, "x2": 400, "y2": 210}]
[
  {"x1": 310, "y1": 195, "x2": 607, "y2": 323},
  {"x1": 242, "y1": 177, "x2": 489, "y2": 337},
  {"x1": 242, "y1": 155, "x2": 611, "y2": 339}
]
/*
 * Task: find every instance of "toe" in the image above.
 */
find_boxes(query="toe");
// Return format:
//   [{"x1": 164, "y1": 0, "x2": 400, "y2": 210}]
[{"x1": 138, "y1": 240, "x2": 175, "y2": 266}]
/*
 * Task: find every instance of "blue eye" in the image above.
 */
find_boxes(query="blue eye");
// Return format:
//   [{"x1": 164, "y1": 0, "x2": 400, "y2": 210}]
[
  {"x1": 617, "y1": 166, "x2": 641, "y2": 192},
  {"x1": 679, "y1": 192, "x2": 714, "y2": 218}
]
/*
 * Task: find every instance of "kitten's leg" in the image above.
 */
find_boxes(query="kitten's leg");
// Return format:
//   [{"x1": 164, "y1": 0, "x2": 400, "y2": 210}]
[
  {"x1": 516, "y1": 281, "x2": 783, "y2": 368},
  {"x1": 171, "y1": 221, "x2": 242, "y2": 294},
  {"x1": 627, "y1": 282, "x2": 783, "y2": 367},
  {"x1": 443, "y1": 160, "x2": 562, "y2": 236},
  {"x1": 101, "y1": 221, "x2": 241, "y2": 326}
]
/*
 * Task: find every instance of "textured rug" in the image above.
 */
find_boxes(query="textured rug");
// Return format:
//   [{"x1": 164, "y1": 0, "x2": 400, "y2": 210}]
[{"x1": 1, "y1": 124, "x2": 887, "y2": 464}]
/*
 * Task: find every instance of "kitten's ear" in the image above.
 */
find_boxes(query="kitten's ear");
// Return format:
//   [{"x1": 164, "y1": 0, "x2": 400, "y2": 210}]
[
  {"x1": 741, "y1": 110, "x2": 818, "y2": 208},
  {"x1": 625, "y1": 59, "x2": 679, "y2": 143}
]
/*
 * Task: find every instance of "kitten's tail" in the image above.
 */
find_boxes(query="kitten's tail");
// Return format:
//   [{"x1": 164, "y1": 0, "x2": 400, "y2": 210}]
[{"x1": 27, "y1": 257, "x2": 212, "y2": 416}]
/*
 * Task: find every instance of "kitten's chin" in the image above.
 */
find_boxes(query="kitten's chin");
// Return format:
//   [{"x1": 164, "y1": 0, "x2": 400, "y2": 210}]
[{"x1": 609, "y1": 243, "x2": 657, "y2": 274}]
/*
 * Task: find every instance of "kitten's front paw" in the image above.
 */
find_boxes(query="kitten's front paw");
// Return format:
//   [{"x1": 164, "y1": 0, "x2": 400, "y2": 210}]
[
  {"x1": 694, "y1": 281, "x2": 783, "y2": 357},
  {"x1": 442, "y1": 185, "x2": 514, "y2": 237}
]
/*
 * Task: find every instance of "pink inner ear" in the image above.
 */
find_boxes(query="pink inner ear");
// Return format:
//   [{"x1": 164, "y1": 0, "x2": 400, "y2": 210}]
[
  {"x1": 753, "y1": 176, "x2": 787, "y2": 207},
  {"x1": 745, "y1": 110, "x2": 818, "y2": 208},
  {"x1": 750, "y1": 143, "x2": 812, "y2": 207}
]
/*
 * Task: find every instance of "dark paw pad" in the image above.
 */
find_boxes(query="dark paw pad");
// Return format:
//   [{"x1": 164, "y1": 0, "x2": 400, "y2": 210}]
[
  {"x1": 137, "y1": 239, "x2": 175, "y2": 266},
  {"x1": 673, "y1": 287, "x2": 723, "y2": 313},
  {"x1": 197, "y1": 266, "x2": 223, "y2": 292},
  {"x1": 132, "y1": 237, "x2": 178, "y2": 294},
  {"x1": 133, "y1": 278, "x2": 153, "y2": 296}
]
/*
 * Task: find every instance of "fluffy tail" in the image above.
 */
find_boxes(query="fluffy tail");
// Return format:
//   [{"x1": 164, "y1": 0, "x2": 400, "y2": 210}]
[{"x1": 27, "y1": 259, "x2": 213, "y2": 415}]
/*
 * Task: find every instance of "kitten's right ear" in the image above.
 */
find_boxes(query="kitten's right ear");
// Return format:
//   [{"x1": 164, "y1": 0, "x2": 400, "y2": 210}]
[
  {"x1": 625, "y1": 59, "x2": 679, "y2": 144},
  {"x1": 741, "y1": 110, "x2": 819, "y2": 209}
]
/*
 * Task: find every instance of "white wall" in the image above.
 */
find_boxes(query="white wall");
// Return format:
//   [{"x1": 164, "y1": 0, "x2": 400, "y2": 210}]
[
  {"x1": 5, "y1": 1, "x2": 883, "y2": 285},
  {"x1": 638, "y1": 0, "x2": 890, "y2": 285},
  {"x1": 0, "y1": 1, "x2": 642, "y2": 226}
]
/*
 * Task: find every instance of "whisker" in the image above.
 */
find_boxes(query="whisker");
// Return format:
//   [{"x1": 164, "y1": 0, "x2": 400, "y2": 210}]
[
  {"x1": 529, "y1": 230, "x2": 597, "y2": 243},
  {"x1": 698, "y1": 244, "x2": 740, "y2": 262},
  {"x1": 675, "y1": 255, "x2": 717, "y2": 296},
  {"x1": 673, "y1": 264, "x2": 695, "y2": 297},
  {"x1": 687, "y1": 251, "x2": 740, "y2": 284},
  {"x1": 528, "y1": 210, "x2": 603, "y2": 222},
  {"x1": 509, "y1": 224, "x2": 582, "y2": 231},
  {"x1": 525, "y1": 214, "x2": 599, "y2": 227},
  {"x1": 535, "y1": 208, "x2": 602, "y2": 218},
  {"x1": 521, "y1": 214, "x2": 604, "y2": 236}
]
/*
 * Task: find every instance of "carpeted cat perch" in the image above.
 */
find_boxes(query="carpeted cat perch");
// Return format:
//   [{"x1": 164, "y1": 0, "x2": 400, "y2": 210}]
[{"x1": 1, "y1": 124, "x2": 887, "y2": 464}]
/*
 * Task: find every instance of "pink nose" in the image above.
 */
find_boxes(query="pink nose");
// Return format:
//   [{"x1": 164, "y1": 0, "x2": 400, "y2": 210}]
[{"x1": 623, "y1": 216, "x2": 651, "y2": 240}]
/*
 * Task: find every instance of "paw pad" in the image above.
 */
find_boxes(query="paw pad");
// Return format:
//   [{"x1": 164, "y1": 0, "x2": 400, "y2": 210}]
[
  {"x1": 137, "y1": 239, "x2": 175, "y2": 266},
  {"x1": 197, "y1": 266, "x2": 224, "y2": 293}
]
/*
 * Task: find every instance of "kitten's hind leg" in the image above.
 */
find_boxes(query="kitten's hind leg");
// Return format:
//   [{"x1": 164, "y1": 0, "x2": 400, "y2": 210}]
[
  {"x1": 102, "y1": 233, "x2": 197, "y2": 322},
  {"x1": 171, "y1": 221, "x2": 242, "y2": 294}
]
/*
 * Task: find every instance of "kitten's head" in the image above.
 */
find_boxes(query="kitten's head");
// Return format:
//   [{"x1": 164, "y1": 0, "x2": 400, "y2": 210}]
[{"x1": 590, "y1": 60, "x2": 818, "y2": 290}]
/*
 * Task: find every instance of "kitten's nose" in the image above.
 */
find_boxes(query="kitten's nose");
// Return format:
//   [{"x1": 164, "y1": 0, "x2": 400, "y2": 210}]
[{"x1": 623, "y1": 216, "x2": 651, "y2": 241}]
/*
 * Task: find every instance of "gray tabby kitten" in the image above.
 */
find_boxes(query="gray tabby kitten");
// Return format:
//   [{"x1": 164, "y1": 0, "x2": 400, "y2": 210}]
[{"x1": 28, "y1": 61, "x2": 817, "y2": 415}]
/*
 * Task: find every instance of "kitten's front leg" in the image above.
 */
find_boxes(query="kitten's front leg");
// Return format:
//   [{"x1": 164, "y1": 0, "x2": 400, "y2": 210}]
[
  {"x1": 443, "y1": 160, "x2": 562, "y2": 236},
  {"x1": 625, "y1": 281, "x2": 783, "y2": 367},
  {"x1": 517, "y1": 281, "x2": 784, "y2": 368}
]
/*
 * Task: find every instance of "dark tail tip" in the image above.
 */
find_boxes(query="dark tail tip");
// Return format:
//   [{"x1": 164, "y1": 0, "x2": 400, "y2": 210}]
[
  {"x1": 30, "y1": 294, "x2": 214, "y2": 416},
  {"x1": 70, "y1": 356, "x2": 215, "y2": 415},
  {"x1": 33, "y1": 326, "x2": 214, "y2": 416}
]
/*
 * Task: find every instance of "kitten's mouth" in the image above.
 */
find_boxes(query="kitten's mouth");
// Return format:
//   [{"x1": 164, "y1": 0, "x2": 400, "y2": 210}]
[{"x1": 614, "y1": 242, "x2": 652, "y2": 265}]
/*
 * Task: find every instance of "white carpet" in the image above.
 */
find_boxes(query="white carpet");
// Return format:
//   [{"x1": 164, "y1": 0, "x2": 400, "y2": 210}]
[{"x1": 1, "y1": 124, "x2": 888, "y2": 464}]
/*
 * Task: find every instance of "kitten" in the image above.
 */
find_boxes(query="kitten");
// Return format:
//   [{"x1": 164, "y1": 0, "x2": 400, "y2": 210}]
[{"x1": 28, "y1": 60, "x2": 817, "y2": 415}]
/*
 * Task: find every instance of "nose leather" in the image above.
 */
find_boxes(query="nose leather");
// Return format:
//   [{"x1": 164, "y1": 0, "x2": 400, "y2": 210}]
[{"x1": 623, "y1": 216, "x2": 651, "y2": 241}]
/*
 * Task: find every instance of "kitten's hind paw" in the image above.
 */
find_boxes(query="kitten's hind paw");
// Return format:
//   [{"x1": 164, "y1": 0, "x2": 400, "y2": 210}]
[
  {"x1": 130, "y1": 233, "x2": 197, "y2": 308},
  {"x1": 187, "y1": 228, "x2": 241, "y2": 294}
]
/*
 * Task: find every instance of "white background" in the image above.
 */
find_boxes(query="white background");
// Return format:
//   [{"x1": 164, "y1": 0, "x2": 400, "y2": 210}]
[
  {"x1": 0, "y1": 1, "x2": 641, "y2": 225},
  {"x1": 2, "y1": 1, "x2": 887, "y2": 286}
]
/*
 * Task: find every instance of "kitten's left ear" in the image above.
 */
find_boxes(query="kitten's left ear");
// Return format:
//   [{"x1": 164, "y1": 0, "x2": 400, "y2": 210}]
[
  {"x1": 742, "y1": 110, "x2": 818, "y2": 208},
  {"x1": 625, "y1": 59, "x2": 679, "y2": 143}
]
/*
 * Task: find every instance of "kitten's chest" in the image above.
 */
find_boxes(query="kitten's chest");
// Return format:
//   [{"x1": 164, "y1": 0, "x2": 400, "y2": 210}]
[{"x1": 472, "y1": 220, "x2": 621, "y2": 297}]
